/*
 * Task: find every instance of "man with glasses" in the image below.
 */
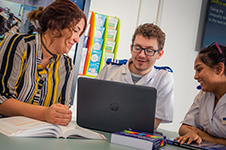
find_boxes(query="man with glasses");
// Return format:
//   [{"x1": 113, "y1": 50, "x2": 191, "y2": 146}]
[{"x1": 96, "y1": 23, "x2": 174, "y2": 129}]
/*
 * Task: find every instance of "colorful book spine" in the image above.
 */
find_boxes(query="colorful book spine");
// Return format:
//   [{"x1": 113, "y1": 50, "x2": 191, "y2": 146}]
[{"x1": 111, "y1": 129, "x2": 166, "y2": 150}]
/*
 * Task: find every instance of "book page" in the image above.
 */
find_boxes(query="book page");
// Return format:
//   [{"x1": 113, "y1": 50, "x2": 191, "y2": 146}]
[
  {"x1": 0, "y1": 116, "x2": 106, "y2": 139},
  {"x1": 0, "y1": 116, "x2": 61, "y2": 137},
  {"x1": 60, "y1": 122, "x2": 106, "y2": 139}
]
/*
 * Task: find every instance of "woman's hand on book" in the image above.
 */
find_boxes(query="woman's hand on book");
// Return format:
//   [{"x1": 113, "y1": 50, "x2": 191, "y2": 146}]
[
  {"x1": 44, "y1": 103, "x2": 72, "y2": 126},
  {"x1": 175, "y1": 131, "x2": 202, "y2": 145},
  {"x1": 175, "y1": 125, "x2": 202, "y2": 145}
]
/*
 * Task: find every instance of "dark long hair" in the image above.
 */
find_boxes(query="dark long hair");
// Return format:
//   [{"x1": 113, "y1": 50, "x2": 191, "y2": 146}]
[{"x1": 198, "y1": 43, "x2": 226, "y2": 74}]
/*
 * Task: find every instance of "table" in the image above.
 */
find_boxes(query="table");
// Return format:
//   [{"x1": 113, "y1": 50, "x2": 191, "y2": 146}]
[{"x1": 0, "y1": 128, "x2": 186, "y2": 150}]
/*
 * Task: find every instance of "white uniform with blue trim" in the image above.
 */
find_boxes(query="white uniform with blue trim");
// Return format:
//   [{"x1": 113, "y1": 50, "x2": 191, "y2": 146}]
[
  {"x1": 181, "y1": 90, "x2": 226, "y2": 139},
  {"x1": 96, "y1": 59, "x2": 174, "y2": 123}
]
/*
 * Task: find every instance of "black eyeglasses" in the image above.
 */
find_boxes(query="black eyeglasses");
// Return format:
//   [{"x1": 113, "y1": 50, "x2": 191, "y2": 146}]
[{"x1": 131, "y1": 45, "x2": 161, "y2": 56}]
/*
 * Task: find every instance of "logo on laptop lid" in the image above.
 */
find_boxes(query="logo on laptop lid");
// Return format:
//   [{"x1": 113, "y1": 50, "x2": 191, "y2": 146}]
[{"x1": 110, "y1": 102, "x2": 119, "y2": 111}]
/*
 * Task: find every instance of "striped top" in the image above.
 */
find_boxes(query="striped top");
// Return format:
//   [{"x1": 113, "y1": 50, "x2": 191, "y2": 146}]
[{"x1": 0, "y1": 33, "x2": 74, "y2": 107}]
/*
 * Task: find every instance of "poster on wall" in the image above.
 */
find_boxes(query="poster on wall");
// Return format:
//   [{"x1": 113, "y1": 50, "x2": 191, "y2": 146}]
[
  {"x1": 0, "y1": 0, "x2": 85, "y2": 41},
  {"x1": 202, "y1": 0, "x2": 226, "y2": 47}
]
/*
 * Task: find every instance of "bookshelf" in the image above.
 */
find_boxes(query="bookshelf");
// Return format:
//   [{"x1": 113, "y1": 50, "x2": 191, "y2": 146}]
[{"x1": 79, "y1": 11, "x2": 120, "y2": 77}]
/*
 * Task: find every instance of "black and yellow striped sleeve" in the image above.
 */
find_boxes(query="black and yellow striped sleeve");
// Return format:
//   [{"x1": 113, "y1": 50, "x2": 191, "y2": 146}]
[{"x1": 0, "y1": 34, "x2": 34, "y2": 103}]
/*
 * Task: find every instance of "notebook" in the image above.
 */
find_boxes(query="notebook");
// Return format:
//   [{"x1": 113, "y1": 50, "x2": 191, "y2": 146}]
[
  {"x1": 166, "y1": 138, "x2": 226, "y2": 150},
  {"x1": 76, "y1": 77, "x2": 157, "y2": 133}
]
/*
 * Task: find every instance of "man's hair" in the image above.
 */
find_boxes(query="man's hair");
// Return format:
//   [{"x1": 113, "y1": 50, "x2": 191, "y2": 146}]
[{"x1": 131, "y1": 23, "x2": 165, "y2": 50}]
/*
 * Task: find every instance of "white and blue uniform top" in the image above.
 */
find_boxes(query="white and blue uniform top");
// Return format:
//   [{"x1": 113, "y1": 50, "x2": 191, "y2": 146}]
[
  {"x1": 181, "y1": 90, "x2": 226, "y2": 139},
  {"x1": 96, "y1": 58, "x2": 174, "y2": 123}
]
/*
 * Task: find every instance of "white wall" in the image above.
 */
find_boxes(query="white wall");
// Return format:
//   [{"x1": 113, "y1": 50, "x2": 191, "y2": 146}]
[
  {"x1": 90, "y1": 0, "x2": 140, "y2": 59},
  {"x1": 73, "y1": 0, "x2": 203, "y2": 132},
  {"x1": 155, "y1": 0, "x2": 202, "y2": 131}
]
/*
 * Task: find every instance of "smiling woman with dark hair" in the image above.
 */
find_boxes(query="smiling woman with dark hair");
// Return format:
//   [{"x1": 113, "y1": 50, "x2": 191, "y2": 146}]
[
  {"x1": 175, "y1": 42, "x2": 226, "y2": 146},
  {"x1": 0, "y1": 0, "x2": 87, "y2": 126}
]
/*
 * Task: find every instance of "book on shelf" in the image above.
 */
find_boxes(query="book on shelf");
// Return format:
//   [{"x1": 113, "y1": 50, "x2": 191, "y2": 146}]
[
  {"x1": 0, "y1": 116, "x2": 106, "y2": 139},
  {"x1": 166, "y1": 138, "x2": 226, "y2": 150},
  {"x1": 110, "y1": 129, "x2": 166, "y2": 150}
]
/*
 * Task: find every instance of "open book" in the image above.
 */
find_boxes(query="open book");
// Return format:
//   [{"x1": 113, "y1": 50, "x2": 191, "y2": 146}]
[{"x1": 0, "y1": 116, "x2": 106, "y2": 139}]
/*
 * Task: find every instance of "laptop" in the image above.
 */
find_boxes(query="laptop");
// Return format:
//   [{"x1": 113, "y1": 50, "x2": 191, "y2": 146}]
[{"x1": 76, "y1": 77, "x2": 157, "y2": 133}]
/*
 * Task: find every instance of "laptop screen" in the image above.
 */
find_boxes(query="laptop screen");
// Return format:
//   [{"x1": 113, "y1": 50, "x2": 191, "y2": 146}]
[{"x1": 76, "y1": 77, "x2": 157, "y2": 133}]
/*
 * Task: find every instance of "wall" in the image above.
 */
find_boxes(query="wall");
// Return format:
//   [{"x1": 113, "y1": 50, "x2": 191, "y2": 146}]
[
  {"x1": 89, "y1": 0, "x2": 140, "y2": 59},
  {"x1": 154, "y1": 0, "x2": 202, "y2": 131},
  {"x1": 72, "y1": 0, "x2": 203, "y2": 132}
]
